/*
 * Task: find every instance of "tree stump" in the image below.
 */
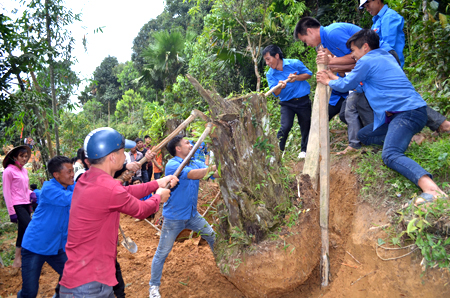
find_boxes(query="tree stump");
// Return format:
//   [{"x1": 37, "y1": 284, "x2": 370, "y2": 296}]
[{"x1": 187, "y1": 75, "x2": 320, "y2": 297}]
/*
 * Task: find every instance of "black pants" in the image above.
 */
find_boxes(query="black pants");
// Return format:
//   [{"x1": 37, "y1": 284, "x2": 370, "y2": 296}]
[
  {"x1": 328, "y1": 96, "x2": 346, "y2": 121},
  {"x1": 113, "y1": 260, "x2": 126, "y2": 298},
  {"x1": 277, "y1": 96, "x2": 312, "y2": 152},
  {"x1": 13, "y1": 204, "x2": 31, "y2": 248}
]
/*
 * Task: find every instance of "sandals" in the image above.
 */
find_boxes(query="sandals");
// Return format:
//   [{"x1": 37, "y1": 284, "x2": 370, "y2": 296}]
[{"x1": 403, "y1": 192, "x2": 449, "y2": 209}]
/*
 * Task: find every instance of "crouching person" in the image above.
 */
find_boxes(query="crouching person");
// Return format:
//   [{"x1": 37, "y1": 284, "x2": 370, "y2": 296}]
[
  {"x1": 59, "y1": 128, "x2": 178, "y2": 298},
  {"x1": 316, "y1": 29, "x2": 447, "y2": 206},
  {"x1": 18, "y1": 156, "x2": 75, "y2": 298},
  {"x1": 149, "y1": 136, "x2": 219, "y2": 298}
]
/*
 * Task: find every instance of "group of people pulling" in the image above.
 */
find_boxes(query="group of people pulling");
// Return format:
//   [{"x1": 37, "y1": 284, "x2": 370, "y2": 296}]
[
  {"x1": 264, "y1": 0, "x2": 448, "y2": 205},
  {"x1": 2, "y1": 1, "x2": 449, "y2": 297}
]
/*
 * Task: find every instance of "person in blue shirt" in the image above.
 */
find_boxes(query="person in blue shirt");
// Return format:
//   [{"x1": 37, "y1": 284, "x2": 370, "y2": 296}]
[
  {"x1": 359, "y1": 0, "x2": 450, "y2": 135},
  {"x1": 263, "y1": 44, "x2": 312, "y2": 158},
  {"x1": 316, "y1": 29, "x2": 446, "y2": 205},
  {"x1": 149, "y1": 135, "x2": 219, "y2": 298},
  {"x1": 188, "y1": 139, "x2": 209, "y2": 165},
  {"x1": 294, "y1": 17, "x2": 398, "y2": 155},
  {"x1": 30, "y1": 184, "x2": 41, "y2": 211},
  {"x1": 18, "y1": 156, "x2": 75, "y2": 298}
]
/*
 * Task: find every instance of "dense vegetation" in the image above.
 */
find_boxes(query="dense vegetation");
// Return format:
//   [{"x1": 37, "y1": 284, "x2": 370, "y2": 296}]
[{"x1": 1, "y1": 0, "x2": 449, "y2": 159}]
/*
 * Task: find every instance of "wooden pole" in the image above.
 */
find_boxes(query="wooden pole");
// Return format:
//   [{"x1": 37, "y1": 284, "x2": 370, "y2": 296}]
[{"x1": 317, "y1": 51, "x2": 331, "y2": 287}]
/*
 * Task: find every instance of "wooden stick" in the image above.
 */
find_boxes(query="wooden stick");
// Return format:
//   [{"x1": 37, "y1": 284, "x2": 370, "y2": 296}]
[
  {"x1": 202, "y1": 190, "x2": 221, "y2": 217},
  {"x1": 164, "y1": 122, "x2": 214, "y2": 189},
  {"x1": 351, "y1": 271, "x2": 376, "y2": 286},
  {"x1": 264, "y1": 77, "x2": 294, "y2": 97},
  {"x1": 318, "y1": 45, "x2": 331, "y2": 287},
  {"x1": 116, "y1": 109, "x2": 208, "y2": 183},
  {"x1": 346, "y1": 251, "x2": 361, "y2": 265},
  {"x1": 341, "y1": 263, "x2": 359, "y2": 269},
  {"x1": 144, "y1": 218, "x2": 161, "y2": 233}
]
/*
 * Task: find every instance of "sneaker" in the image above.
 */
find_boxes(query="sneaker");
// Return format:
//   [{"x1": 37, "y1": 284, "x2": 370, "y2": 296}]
[
  {"x1": 149, "y1": 285, "x2": 161, "y2": 298},
  {"x1": 298, "y1": 151, "x2": 306, "y2": 159}
]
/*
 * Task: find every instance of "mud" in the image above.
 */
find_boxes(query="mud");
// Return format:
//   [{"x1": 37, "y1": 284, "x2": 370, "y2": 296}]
[{"x1": 1, "y1": 161, "x2": 449, "y2": 297}]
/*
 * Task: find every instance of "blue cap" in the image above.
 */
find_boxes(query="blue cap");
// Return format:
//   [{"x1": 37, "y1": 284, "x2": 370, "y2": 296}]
[{"x1": 84, "y1": 127, "x2": 136, "y2": 159}]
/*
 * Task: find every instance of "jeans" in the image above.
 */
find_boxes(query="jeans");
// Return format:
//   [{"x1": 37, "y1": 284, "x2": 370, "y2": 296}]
[
  {"x1": 18, "y1": 248, "x2": 67, "y2": 298},
  {"x1": 141, "y1": 167, "x2": 149, "y2": 183},
  {"x1": 357, "y1": 106, "x2": 431, "y2": 186},
  {"x1": 343, "y1": 92, "x2": 374, "y2": 149},
  {"x1": 277, "y1": 96, "x2": 312, "y2": 152},
  {"x1": 14, "y1": 204, "x2": 31, "y2": 248},
  {"x1": 60, "y1": 281, "x2": 114, "y2": 298},
  {"x1": 426, "y1": 106, "x2": 446, "y2": 131},
  {"x1": 153, "y1": 173, "x2": 162, "y2": 180},
  {"x1": 150, "y1": 213, "x2": 215, "y2": 286}
]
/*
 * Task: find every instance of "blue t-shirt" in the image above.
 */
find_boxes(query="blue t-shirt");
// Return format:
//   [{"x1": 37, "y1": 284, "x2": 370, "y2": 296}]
[
  {"x1": 320, "y1": 23, "x2": 393, "y2": 57},
  {"x1": 372, "y1": 5, "x2": 405, "y2": 68},
  {"x1": 328, "y1": 48, "x2": 426, "y2": 130},
  {"x1": 22, "y1": 179, "x2": 75, "y2": 255},
  {"x1": 33, "y1": 189, "x2": 41, "y2": 204},
  {"x1": 162, "y1": 156, "x2": 206, "y2": 220},
  {"x1": 266, "y1": 59, "x2": 312, "y2": 102}
]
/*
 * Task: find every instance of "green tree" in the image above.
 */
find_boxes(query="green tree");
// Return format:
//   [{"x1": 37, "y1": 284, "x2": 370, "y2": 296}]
[
  {"x1": 92, "y1": 56, "x2": 122, "y2": 124},
  {"x1": 194, "y1": 0, "x2": 307, "y2": 92},
  {"x1": 115, "y1": 89, "x2": 144, "y2": 124},
  {"x1": 141, "y1": 30, "x2": 188, "y2": 90}
]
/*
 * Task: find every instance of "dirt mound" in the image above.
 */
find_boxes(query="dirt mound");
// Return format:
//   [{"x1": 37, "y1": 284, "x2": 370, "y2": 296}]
[{"x1": 222, "y1": 174, "x2": 320, "y2": 298}]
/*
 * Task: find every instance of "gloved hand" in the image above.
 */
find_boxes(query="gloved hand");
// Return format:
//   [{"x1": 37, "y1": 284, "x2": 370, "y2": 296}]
[
  {"x1": 10, "y1": 214, "x2": 18, "y2": 223},
  {"x1": 30, "y1": 192, "x2": 37, "y2": 204}
]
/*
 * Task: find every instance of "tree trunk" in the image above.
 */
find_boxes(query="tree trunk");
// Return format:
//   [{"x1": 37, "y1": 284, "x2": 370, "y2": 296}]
[
  {"x1": 30, "y1": 70, "x2": 54, "y2": 159},
  {"x1": 108, "y1": 100, "x2": 111, "y2": 126},
  {"x1": 187, "y1": 75, "x2": 320, "y2": 297},
  {"x1": 46, "y1": 0, "x2": 60, "y2": 156}
]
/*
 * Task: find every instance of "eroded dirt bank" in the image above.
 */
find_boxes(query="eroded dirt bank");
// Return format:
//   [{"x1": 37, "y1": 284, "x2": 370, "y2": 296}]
[{"x1": 1, "y1": 159, "x2": 449, "y2": 297}]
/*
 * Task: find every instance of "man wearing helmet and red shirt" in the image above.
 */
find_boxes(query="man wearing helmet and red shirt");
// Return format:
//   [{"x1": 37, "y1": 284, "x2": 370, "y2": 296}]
[{"x1": 59, "y1": 127, "x2": 178, "y2": 297}]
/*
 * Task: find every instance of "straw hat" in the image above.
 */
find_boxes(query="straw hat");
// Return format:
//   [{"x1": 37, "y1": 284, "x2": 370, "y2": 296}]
[{"x1": 2, "y1": 145, "x2": 32, "y2": 169}]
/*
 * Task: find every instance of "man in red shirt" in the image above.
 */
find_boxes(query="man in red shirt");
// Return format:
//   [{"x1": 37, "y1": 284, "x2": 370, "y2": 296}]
[{"x1": 59, "y1": 127, "x2": 178, "y2": 298}]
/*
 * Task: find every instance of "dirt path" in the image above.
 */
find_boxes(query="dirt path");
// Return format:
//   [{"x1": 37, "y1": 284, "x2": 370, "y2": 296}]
[{"x1": 1, "y1": 161, "x2": 449, "y2": 297}]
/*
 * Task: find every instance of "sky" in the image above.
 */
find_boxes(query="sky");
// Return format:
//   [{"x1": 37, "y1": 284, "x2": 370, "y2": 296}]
[{"x1": 1, "y1": 0, "x2": 166, "y2": 101}]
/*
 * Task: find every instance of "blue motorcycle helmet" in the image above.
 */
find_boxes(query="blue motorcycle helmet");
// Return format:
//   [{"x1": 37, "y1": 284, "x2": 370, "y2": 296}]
[{"x1": 84, "y1": 127, "x2": 136, "y2": 159}]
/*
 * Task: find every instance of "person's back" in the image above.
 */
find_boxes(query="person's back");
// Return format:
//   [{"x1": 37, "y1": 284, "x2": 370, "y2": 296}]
[
  {"x1": 62, "y1": 166, "x2": 160, "y2": 288},
  {"x1": 334, "y1": 48, "x2": 425, "y2": 129},
  {"x1": 321, "y1": 22, "x2": 393, "y2": 57}
]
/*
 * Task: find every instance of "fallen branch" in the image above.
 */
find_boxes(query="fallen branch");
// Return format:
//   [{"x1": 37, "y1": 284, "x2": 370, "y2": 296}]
[
  {"x1": 376, "y1": 244, "x2": 418, "y2": 261},
  {"x1": 202, "y1": 190, "x2": 221, "y2": 217},
  {"x1": 346, "y1": 251, "x2": 361, "y2": 265},
  {"x1": 369, "y1": 223, "x2": 391, "y2": 231},
  {"x1": 342, "y1": 263, "x2": 359, "y2": 269},
  {"x1": 351, "y1": 270, "x2": 376, "y2": 286}
]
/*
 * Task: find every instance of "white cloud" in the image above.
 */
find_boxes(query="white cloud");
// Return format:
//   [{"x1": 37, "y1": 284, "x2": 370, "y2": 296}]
[{"x1": 2, "y1": 0, "x2": 165, "y2": 104}]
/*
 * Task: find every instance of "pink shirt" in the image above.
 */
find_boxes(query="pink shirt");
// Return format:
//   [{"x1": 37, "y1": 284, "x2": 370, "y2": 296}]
[
  {"x1": 2, "y1": 164, "x2": 31, "y2": 215},
  {"x1": 60, "y1": 167, "x2": 161, "y2": 289}
]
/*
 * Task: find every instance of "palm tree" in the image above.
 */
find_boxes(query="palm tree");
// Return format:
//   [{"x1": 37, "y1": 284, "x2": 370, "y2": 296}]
[{"x1": 142, "y1": 30, "x2": 187, "y2": 90}]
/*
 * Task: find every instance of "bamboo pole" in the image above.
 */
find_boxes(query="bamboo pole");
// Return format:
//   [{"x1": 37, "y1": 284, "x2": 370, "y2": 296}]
[{"x1": 318, "y1": 54, "x2": 331, "y2": 287}]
